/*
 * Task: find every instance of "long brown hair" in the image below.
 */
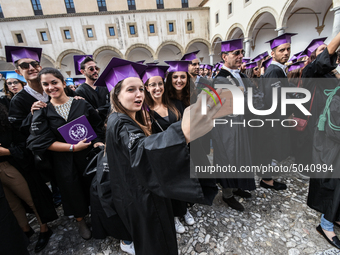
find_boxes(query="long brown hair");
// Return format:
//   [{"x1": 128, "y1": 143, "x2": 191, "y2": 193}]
[
  {"x1": 110, "y1": 79, "x2": 151, "y2": 136},
  {"x1": 164, "y1": 72, "x2": 195, "y2": 107},
  {"x1": 4, "y1": 78, "x2": 25, "y2": 99},
  {"x1": 144, "y1": 77, "x2": 181, "y2": 120}
]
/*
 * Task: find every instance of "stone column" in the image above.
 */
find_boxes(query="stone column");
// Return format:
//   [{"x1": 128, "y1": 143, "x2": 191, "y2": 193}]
[
  {"x1": 275, "y1": 27, "x2": 286, "y2": 36},
  {"x1": 243, "y1": 38, "x2": 252, "y2": 58},
  {"x1": 331, "y1": 6, "x2": 340, "y2": 38},
  {"x1": 209, "y1": 54, "x2": 214, "y2": 65}
]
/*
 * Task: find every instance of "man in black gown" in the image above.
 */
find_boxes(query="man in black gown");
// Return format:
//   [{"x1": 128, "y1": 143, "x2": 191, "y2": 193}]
[
  {"x1": 181, "y1": 50, "x2": 200, "y2": 85},
  {"x1": 256, "y1": 33, "x2": 297, "y2": 190},
  {"x1": 75, "y1": 56, "x2": 110, "y2": 123},
  {"x1": 212, "y1": 39, "x2": 256, "y2": 212}
]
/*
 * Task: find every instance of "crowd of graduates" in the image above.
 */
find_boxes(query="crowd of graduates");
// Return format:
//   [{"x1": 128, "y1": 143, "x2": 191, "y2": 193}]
[{"x1": 1, "y1": 30, "x2": 340, "y2": 255}]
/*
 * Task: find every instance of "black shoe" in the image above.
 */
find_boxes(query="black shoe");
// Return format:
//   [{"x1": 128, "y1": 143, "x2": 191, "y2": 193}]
[
  {"x1": 34, "y1": 228, "x2": 53, "y2": 253},
  {"x1": 222, "y1": 196, "x2": 244, "y2": 211},
  {"x1": 233, "y1": 189, "x2": 251, "y2": 198},
  {"x1": 316, "y1": 225, "x2": 340, "y2": 249},
  {"x1": 24, "y1": 227, "x2": 35, "y2": 239},
  {"x1": 260, "y1": 180, "x2": 287, "y2": 190}
]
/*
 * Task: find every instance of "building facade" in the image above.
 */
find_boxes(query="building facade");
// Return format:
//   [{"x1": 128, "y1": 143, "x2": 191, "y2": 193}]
[{"x1": 0, "y1": 0, "x2": 339, "y2": 79}]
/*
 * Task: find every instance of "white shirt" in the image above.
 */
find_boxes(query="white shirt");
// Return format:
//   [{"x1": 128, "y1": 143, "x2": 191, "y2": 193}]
[
  {"x1": 24, "y1": 85, "x2": 49, "y2": 103},
  {"x1": 271, "y1": 61, "x2": 287, "y2": 76},
  {"x1": 221, "y1": 65, "x2": 245, "y2": 88}
]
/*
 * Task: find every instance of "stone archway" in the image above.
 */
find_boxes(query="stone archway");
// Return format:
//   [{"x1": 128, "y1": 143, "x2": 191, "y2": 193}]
[
  {"x1": 225, "y1": 23, "x2": 246, "y2": 40},
  {"x1": 41, "y1": 53, "x2": 55, "y2": 68},
  {"x1": 185, "y1": 39, "x2": 211, "y2": 65},
  {"x1": 125, "y1": 44, "x2": 155, "y2": 62},
  {"x1": 55, "y1": 49, "x2": 86, "y2": 69},
  {"x1": 93, "y1": 46, "x2": 124, "y2": 60},
  {"x1": 155, "y1": 41, "x2": 184, "y2": 63}
]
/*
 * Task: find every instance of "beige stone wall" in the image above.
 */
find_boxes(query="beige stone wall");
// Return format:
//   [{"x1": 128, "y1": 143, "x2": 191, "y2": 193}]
[
  {"x1": 1, "y1": 0, "x2": 34, "y2": 17},
  {"x1": 333, "y1": 0, "x2": 340, "y2": 8},
  {"x1": 189, "y1": 0, "x2": 203, "y2": 7},
  {"x1": 107, "y1": 0, "x2": 129, "y2": 11},
  {"x1": 164, "y1": 0, "x2": 181, "y2": 9},
  {"x1": 40, "y1": 0, "x2": 67, "y2": 15},
  {"x1": 135, "y1": 0, "x2": 156, "y2": 10},
  {"x1": 73, "y1": 0, "x2": 98, "y2": 13}
]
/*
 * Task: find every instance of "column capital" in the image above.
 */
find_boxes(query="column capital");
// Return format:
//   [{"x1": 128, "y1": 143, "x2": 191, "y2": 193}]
[
  {"x1": 275, "y1": 27, "x2": 287, "y2": 32},
  {"x1": 331, "y1": 6, "x2": 340, "y2": 12},
  {"x1": 243, "y1": 38, "x2": 253, "y2": 43}
]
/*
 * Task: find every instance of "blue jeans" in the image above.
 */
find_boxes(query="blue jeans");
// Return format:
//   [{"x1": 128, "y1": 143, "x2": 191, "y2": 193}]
[{"x1": 321, "y1": 214, "x2": 334, "y2": 232}]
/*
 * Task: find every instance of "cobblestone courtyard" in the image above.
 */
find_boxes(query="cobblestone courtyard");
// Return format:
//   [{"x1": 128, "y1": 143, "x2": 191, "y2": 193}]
[{"x1": 25, "y1": 171, "x2": 340, "y2": 255}]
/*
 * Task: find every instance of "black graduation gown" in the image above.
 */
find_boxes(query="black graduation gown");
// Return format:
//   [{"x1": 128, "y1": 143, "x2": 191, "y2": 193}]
[
  {"x1": 75, "y1": 83, "x2": 110, "y2": 123},
  {"x1": 307, "y1": 94, "x2": 340, "y2": 222},
  {"x1": 0, "y1": 96, "x2": 10, "y2": 110},
  {"x1": 0, "y1": 181, "x2": 29, "y2": 255},
  {"x1": 89, "y1": 150, "x2": 132, "y2": 240},
  {"x1": 211, "y1": 69, "x2": 256, "y2": 190},
  {"x1": 151, "y1": 99, "x2": 187, "y2": 216},
  {"x1": 254, "y1": 64, "x2": 293, "y2": 169},
  {"x1": 27, "y1": 99, "x2": 105, "y2": 217},
  {"x1": 106, "y1": 113, "x2": 212, "y2": 255},
  {"x1": 294, "y1": 48, "x2": 339, "y2": 166},
  {"x1": 8, "y1": 89, "x2": 58, "y2": 223}
]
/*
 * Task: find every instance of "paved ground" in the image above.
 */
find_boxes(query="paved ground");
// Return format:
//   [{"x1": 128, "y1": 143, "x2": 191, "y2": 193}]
[{"x1": 26, "y1": 170, "x2": 340, "y2": 255}]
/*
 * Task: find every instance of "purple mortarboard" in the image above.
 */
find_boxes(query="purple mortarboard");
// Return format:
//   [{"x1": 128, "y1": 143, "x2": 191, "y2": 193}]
[
  {"x1": 301, "y1": 37, "x2": 327, "y2": 57},
  {"x1": 242, "y1": 58, "x2": 251, "y2": 63},
  {"x1": 261, "y1": 57, "x2": 273, "y2": 69},
  {"x1": 73, "y1": 55, "x2": 93, "y2": 75},
  {"x1": 204, "y1": 65, "x2": 213, "y2": 70},
  {"x1": 58, "y1": 115, "x2": 97, "y2": 144},
  {"x1": 199, "y1": 64, "x2": 205, "y2": 69},
  {"x1": 288, "y1": 51, "x2": 303, "y2": 63},
  {"x1": 73, "y1": 78, "x2": 86, "y2": 86},
  {"x1": 245, "y1": 62, "x2": 258, "y2": 70},
  {"x1": 135, "y1": 60, "x2": 145, "y2": 64},
  {"x1": 265, "y1": 33, "x2": 297, "y2": 50},
  {"x1": 251, "y1": 51, "x2": 269, "y2": 62},
  {"x1": 94, "y1": 57, "x2": 147, "y2": 92},
  {"x1": 0, "y1": 71, "x2": 26, "y2": 83},
  {"x1": 5, "y1": 46, "x2": 42, "y2": 63},
  {"x1": 142, "y1": 65, "x2": 169, "y2": 83},
  {"x1": 287, "y1": 61, "x2": 305, "y2": 72},
  {"x1": 221, "y1": 39, "x2": 243, "y2": 52},
  {"x1": 164, "y1": 61, "x2": 190, "y2": 72},
  {"x1": 181, "y1": 50, "x2": 200, "y2": 61}
]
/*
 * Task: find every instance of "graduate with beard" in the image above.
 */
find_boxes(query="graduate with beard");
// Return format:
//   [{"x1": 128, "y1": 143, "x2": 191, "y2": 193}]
[{"x1": 75, "y1": 56, "x2": 110, "y2": 123}]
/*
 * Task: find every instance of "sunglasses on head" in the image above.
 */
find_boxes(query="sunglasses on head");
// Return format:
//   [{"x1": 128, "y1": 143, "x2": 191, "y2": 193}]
[
  {"x1": 18, "y1": 61, "x2": 40, "y2": 70},
  {"x1": 87, "y1": 66, "x2": 100, "y2": 72},
  {"x1": 231, "y1": 50, "x2": 245, "y2": 56},
  {"x1": 7, "y1": 81, "x2": 20, "y2": 86}
]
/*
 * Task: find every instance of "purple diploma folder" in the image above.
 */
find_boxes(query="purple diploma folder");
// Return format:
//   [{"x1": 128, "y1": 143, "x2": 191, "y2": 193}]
[{"x1": 57, "y1": 115, "x2": 97, "y2": 144}]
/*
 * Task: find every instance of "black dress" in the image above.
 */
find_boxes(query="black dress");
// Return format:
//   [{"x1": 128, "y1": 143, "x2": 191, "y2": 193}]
[
  {"x1": 294, "y1": 48, "x2": 339, "y2": 166},
  {"x1": 211, "y1": 69, "x2": 256, "y2": 190},
  {"x1": 106, "y1": 113, "x2": 213, "y2": 255},
  {"x1": 27, "y1": 98, "x2": 105, "y2": 217},
  {"x1": 75, "y1": 83, "x2": 110, "y2": 123},
  {"x1": 150, "y1": 100, "x2": 187, "y2": 216}
]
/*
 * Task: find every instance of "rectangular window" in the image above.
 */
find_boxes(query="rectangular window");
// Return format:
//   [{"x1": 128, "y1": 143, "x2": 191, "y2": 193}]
[
  {"x1": 187, "y1": 22, "x2": 192, "y2": 31},
  {"x1": 156, "y1": 0, "x2": 164, "y2": 9},
  {"x1": 108, "y1": 27, "x2": 115, "y2": 36},
  {"x1": 31, "y1": 0, "x2": 43, "y2": 15},
  {"x1": 127, "y1": 0, "x2": 136, "y2": 10},
  {"x1": 0, "y1": 4, "x2": 4, "y2": 18},
  {"x1": 16, "y1": 34, "x2": 24, "y2": 43},
  {"x1": 129, "y1": 25, "x2": 135, "y2": 35},
  {"x1": 64, "y1": 30, "x2": 71, "y2": 39},
  {"x1": 86, "y1": 28, "x2": 93, "y2": 38},
  {"x1": 149, "y1": 24, "x2": 155, "y2": 34},
  {"x1": 216, "y1": 13, "x2": 219, "y2": 24},
  {"x1": 97, "y1": 0, "x2": 107, "y2": 11},
  {"x1": 228, "y1": 3, "x2": 232, "y2": 14},
  {"x1": 65, "y1": 0, "x2": 75, "y2": 13},
  {"x1": 182, "y1": 0, "x2": 188, "y2": 8},
  {"x1": 169, "y1": 23, "x2": 174, "y2": 32},
  {"x1": 40, "y1": 32, "x2": 48, "y2": 41}
]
